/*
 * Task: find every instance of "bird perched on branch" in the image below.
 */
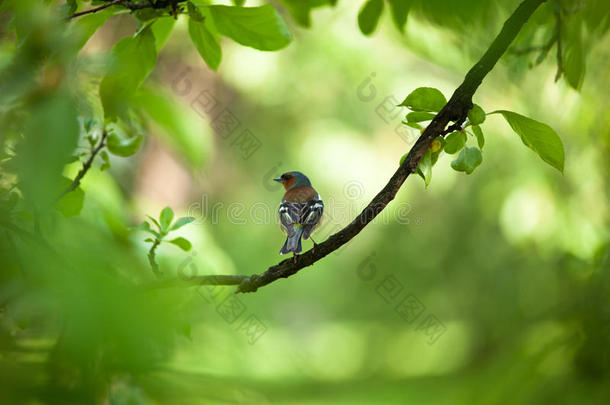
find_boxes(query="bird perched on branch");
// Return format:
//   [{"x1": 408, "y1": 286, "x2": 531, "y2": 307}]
[{"x1": 274, "y1": 171, "x2": 324, "y2": 255}]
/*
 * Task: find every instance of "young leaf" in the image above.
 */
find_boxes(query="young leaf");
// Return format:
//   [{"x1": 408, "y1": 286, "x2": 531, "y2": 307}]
[
  {"x1": 146, "y1": 215, "x2": 162, "y2": 231},
  {"x1": 404, "y1": 121, "x2": 422, "y2": 130},
  {"x1": 99, "y1": 26, "x2": 158, "y2": 119},
  {"x1": 207, "y1": 5, "x2": 291, "y2": 51},
  {"x1": 493, "y1": 110, "x2": 564, "y2": 172},
  {"x1": 169, "y1": 237, "x2": 192, "y2": 251},
  {"x1": 134, "y1": 221, "x2": 151, "y2": 232},
  {"x1": 406, "y1": 111, "x2": 435, "y2": 123},
  {"x1": 67, "y1": 8, "x2": 114, "y2": 52},
  {"x1": 472, "y1": 125, "x2": 485, "y2": 149},
  {"x1": 171, "y1": 217, "x2": 195, "y2": 231},
  {"x1": 106, "y1": 132, "x2": 142, "y2": 157},
  {"x1": 563, "y1": 18, "x2": 585, "y2": 90},
  {"x1": 188, "y1": 18, "x2": 222, "y2": 71},
  {"x1": 358, "y1": 0, "x2": 384, "y2": 36},
  {"x1": 57, "y1": 179, "x2": 84, "y2": 218},
  {"x1": 160, "y1": 206, "x2": 174, "y2": 232},
  {"x1": 399, "y1": 152, "x2": 408, "y2": 166},
  {"x1": 467, "y1": 104, "x2": 486, "y2": 125},
  {"x1": 451, "y1": 147, "x2": 483, "y2": 174},
  {"x1": 99, "y1": 150, "x2": 110, "y2": 171},
  {"x1": 67, "y1": 0, "x2": 78, "y2": 14},
  {"x1": 387, "y1": 0, "x2": 411, "y2": 32},
  {"x1": 444, "y1": 131, "x2": 467, "y2": 154},
  {"x1": 416, "y1": 149, "x2": 433, "y2": 187},
  {"x1": 399, "y1": 87, "x2": 447, "y2": 112},
  {"x1": 151, "y1": 17, "x2": 176, "y2": 52}
]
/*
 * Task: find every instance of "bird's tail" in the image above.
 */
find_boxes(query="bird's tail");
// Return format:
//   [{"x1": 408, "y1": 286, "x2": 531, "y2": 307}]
[{"x1": 280, "y1": 227, "x2": 303, "y2": 255}]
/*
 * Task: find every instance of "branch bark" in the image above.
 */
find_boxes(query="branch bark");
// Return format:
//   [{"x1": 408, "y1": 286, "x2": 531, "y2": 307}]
[
  {"x1": 174, "y1": 0, "x2": 548, "y2": 293},
  {"x1": 68, "y1": 0, "x2": 187, "y2": 20}
]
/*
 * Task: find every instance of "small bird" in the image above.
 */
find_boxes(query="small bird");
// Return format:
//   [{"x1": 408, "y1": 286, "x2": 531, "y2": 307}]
[{"x1": 274, "y1": 171, "x2": 324, "y2": 255}]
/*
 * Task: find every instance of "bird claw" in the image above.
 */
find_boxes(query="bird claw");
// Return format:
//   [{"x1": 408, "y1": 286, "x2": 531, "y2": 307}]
[{"x1": 310, "y1": 237, "x2": 318, "y2": 254}]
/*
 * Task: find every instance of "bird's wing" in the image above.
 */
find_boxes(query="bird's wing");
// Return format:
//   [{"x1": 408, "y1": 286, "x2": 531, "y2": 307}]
[
  {"x1": 301, "y1": 197, "x2": 324, "y2": 240},
  {"x1": 278, "y1": 201, "x2": 302, "y2": 236}
]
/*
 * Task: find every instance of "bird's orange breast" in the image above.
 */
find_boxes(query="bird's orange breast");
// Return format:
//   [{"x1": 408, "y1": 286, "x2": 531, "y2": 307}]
[{"x1": 283, "y1": 186, "x2": 318, "y2": 203}]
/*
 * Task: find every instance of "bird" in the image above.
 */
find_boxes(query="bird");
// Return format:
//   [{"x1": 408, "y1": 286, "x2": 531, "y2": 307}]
[{"x1": 274, "y1": 171, "x2": 324, "y2": 256}]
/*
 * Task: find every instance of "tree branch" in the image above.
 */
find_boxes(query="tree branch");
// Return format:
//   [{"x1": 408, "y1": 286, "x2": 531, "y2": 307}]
[
  {"x1": 67, "y1": 0, "x2": 188, "y2": 20},
  {"x1": 165, "y1": 0, "x2": 547, "y2": 293},
  {"x1": 58, "y1": 130, "x2": 108, "y2": 200},
  {"x1": 68, "y1": 0, "x2": 122, "y2": 19}
]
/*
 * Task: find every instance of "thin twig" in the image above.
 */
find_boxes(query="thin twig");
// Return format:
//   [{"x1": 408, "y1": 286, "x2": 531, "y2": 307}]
[
  {"x1": 67, "y1": 0, "x2": 188, "y2": 20},
  {"x1": 67, "y1": 0, "x2": 122, "y2": 20},
  {"x1": 58, "y1": 130, "x2": 108, "y2": 200}
]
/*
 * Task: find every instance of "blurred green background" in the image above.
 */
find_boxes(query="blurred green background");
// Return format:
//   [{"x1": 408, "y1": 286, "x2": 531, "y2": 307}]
[{"x1": 1, "y1": 0, "x2": 609, "y2": 404}]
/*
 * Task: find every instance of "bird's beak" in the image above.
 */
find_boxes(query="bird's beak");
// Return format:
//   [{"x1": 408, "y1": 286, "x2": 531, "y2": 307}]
[{"x1": 273, "y1": 177, "x2": 283, "y2": 183}]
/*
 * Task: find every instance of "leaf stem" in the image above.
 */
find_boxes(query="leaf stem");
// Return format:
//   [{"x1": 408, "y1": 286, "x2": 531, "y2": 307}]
[{"x1": 148, "y1": 239, "x2": 162, "y2": 277}]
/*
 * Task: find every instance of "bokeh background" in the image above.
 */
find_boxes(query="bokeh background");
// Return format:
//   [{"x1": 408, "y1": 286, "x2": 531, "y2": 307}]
[{"x1": 1, "y1": 0, "x2": 609, "y2": 404}]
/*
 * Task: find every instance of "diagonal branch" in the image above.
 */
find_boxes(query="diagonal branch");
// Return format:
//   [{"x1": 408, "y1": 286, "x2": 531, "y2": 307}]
[{"x1": 170, "y1": 0, "x2": 548, "y2": 293}]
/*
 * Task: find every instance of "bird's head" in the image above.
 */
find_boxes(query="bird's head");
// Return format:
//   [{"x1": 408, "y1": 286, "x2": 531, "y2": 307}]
[{"x1": 274, "y1": 171, "x2": 311, "y2": 190}]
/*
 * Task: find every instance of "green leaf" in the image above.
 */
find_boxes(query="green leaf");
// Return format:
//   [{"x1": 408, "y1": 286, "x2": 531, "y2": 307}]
[
  {"x1": 493, "y1": 110, "x2": 564, "y2": 172},
  {"x1": 106, "y1": 132, "x2": 142, "y2": 157},
  {"x1": 406, "y1": 111, "x2": 435, "y2": 123},
  {"x1": 416, "y1": 149, "x2": 433, "y2": 187},
  {"x1": 171, "y1": 217, "x2": 195, "y2": 231},
  {"x1": 146, "y1": 215, "x2": 162, "y2": 232},
  {"x1": 358, "y1": 0, "x2": 384, "y2": 36},
  {"x1": 67, "y1": 0, "x2": 78, "y2": 14},
  {"x1": 563, "y1": 18, "x2": 585, "y2": 90},
  {"x1": 14, "y1": 92, "x2": 79, "y2": 210},
  {"x1": 99, "y1": 150, "x2": 110, "y2": 171},
  {"x1": 160, "y1": 206, "x2": 174, "y2": 232},
  {"x1": 188, "y1": 18, "x2": 222, "y2": 70},
  {"x1": 84, "y1": 118, "x2": 96, "y2": 133},
  {"x1": 188, "y1": 2, "x2": 205, "y2": 21},
  {"x1": 67, "y1": 8, "x2": 113, "y2": 52},
  {"x1": 57, "y1": 178, "x2": 84, "y2": 218},
  {"x1": 387, "y1": 0, "x2": 411, "y2": 32},
  {"x1": 279, "y1": 0, "x2": 336, "y2": 27},
  {"x1": 451, "y1": 147, "x2": 483, "y2": 174},
  {"x1": 399, "y1": 87, "x2": 447, "y2": 112},
  {"x1": 151, "y1": 17, "x2": 176, "y2": 52},
  {"x1": 443, "y1": 131, "x2": 467, "y2": 154},
  {"x1": 399, "y1": 152, "x2": 408, "y2": 166},
  {"x1": 404, "y1": 121, "x2": 422, "y2": 130},
  {"x1": 169, "y1": 237, "x2": 192, "y2": 251},
  {"x1": 472, "y1": 125, "x2": 485, "y2": 149},
  {"x1": 233, "y1": 0, "x2": 246, "y2": 5},
  {"x1": 99, "y1": 26, "x2": 158, "y2": 119},
  {"x1": 467, "y1": 104, "x2": 486, "y2": 125},
  {"x1": 207, "y1": 5, "x2": 291, "y2": 51},
  {"x1": 135, "y1": 86, "x2": 209, "y2": 167}
]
